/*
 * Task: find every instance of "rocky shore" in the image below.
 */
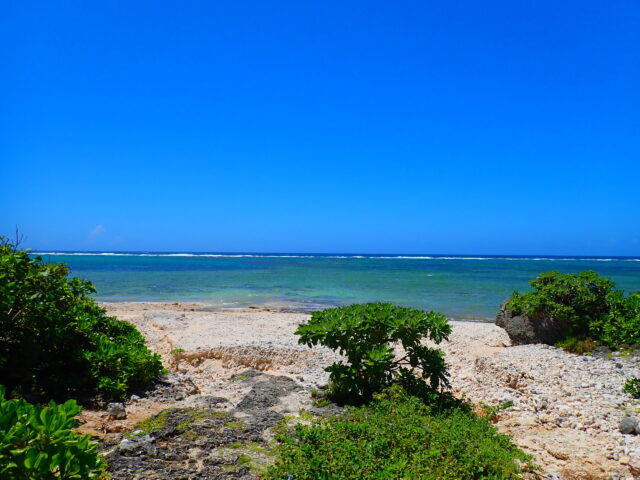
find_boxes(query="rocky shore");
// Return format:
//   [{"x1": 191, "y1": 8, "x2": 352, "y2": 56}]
[
  {"x1": 100, "y1": 370, "x2": 341, "y2": 479},
  {"x1": 77, "y1": 302, "x2": 640, "y2": 479}
]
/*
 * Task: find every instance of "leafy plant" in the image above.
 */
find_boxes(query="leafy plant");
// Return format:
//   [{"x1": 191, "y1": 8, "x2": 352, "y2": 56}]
[
  {"x1": 507, "y1": 270, "x2": 615, "y2": 338},
  {"x1": 266, "y1": 385, "x2": 532, "y2": 480},
  {"x1": 295, "y1": 303, "x2": 451, "y2": 404},
  {"x1": 625, "y1": 378, "x2": 640, "y2": 399},
  {"x1": 554, "y1": 337, "x2": 597, "y2": 355},
  {"x1": 479, "y1": 400, "x2": 514, "y2": 423},
  {"x1": 593, "y1": 291, "x2": 640, "y2": 349},
  {"x1": 0, "y1": 385, "x2": 106, "y2": 479},
  {"x1": 0, "y1": 237, "x2": 164, "y2": 400},
  {"x1": 507, "y1": 270, "x2": 640, "y2": 350}
]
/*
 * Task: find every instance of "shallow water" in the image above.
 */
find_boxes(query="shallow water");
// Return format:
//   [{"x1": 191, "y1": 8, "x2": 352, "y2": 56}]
[{"x1": 35, "y1": 252, "x2": 640, "y2": 320}]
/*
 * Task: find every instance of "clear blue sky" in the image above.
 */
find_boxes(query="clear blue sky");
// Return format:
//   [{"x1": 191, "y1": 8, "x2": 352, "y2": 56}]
[{"x1": 1, "y1": 1, "x2": 639, "y2": 255}]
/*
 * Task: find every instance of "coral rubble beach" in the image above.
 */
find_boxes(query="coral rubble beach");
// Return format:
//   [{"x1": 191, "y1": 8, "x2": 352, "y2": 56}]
[{"x1": 84, "y1": 302, "x2": 640, "y2": 479}]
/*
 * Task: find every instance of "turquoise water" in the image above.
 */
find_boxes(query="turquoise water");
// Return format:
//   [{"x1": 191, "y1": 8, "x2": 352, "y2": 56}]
[{"x1": 35, "y1": 253, "x2": 640, "y2": 320}]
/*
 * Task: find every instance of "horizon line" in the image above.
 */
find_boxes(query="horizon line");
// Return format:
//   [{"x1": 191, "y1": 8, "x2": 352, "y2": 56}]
[{"x1": 30, "y1": 250, "x2": 640, "y2": 260}]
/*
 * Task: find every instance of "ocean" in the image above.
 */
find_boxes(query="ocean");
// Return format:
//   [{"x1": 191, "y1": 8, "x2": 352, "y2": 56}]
[{"x1": 34, "y1": 253, "x2": 640, "y2": 320}]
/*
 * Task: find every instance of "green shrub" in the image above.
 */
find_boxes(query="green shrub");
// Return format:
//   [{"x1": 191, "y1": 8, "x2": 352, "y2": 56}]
[
  {"x1": 593, "y1": 291, "x2": 640, "y2": 349},
  {"x1": 554, "y1": 337, "x2": 598, "y2": 355},
  {"x1": 266, "y1": 385, "x2": 532, "y2": 480},
  {"x1": 507, "y1": 270, "x2": 615, "y2": 338},
  {"x1": 295, "y1": 303, "x2": 451, "y2": 404},
  {"x1": 624, "y1": 378, "x2": 640, "y2": 399},
  {"x1": 0, "y1": 238, "x2": 164, "y2": 400},
  {"x1": 507, "y1": 270, "x2": 640, "y2": 350},
  {"x1": 0, "y1": 385, "x2": 106, "y2": 479}
]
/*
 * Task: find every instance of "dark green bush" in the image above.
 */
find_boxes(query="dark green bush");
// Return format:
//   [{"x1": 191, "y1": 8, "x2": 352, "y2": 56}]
[
  {"x1": 593, "y1": 291, "x2": 640, "y2": 349},
  {"x1": 507, "y1": 270, "x2": 640, "y2": 350},
  {"x1": 507, "y1": 270, "x2": 615, "y2": 338},
  {"x1": 266, "y1": 385, "x2": 532, "y2": 480},
  {"x1": 0, "y1": 238, "x2": 164, "y2": 400},
  {"x1": 0, "y1": 386, "x2": 106, "y2": 479},
  {"x1": 625, "y1": 378, "x2": 640, "y2": 399},
  {"x1": 295, "y1": 303, "x2": 451, "y2": 404}
]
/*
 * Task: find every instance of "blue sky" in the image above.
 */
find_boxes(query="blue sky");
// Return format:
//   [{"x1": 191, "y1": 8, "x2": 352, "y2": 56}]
[{"x1": 1, "y1": 1, "x2": 639, "y2": 255}]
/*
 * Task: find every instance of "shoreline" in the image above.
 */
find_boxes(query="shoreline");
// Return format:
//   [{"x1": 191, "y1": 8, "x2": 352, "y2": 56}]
[
  {"x1": 88, "y1": 301, "x2": 640, "y2": 479},
  {"x1": 99, "y1": 300, "x2": 496, "y2": 322}
]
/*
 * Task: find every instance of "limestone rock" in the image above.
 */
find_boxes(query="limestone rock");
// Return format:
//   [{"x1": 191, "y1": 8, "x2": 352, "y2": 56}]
[
  {"x1": 495, "y1": 299, "x2": 570, "y2": 345},
  {"x1": 107, "y1": 402, "x2": 127, "y2": 420},
  {"x1": 619, "y1": 416, "x2": 639, "y2": 435}
]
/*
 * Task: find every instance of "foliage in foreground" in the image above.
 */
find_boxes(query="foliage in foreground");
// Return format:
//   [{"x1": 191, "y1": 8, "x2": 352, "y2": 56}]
[
  {"x1": 507, "y1": 270, "x2": 640, "y2": 350},
  {"x1": 0, "y1": 386, "x2": 105, "y2": 480},
  {"x1": 625, "y1": 378, "x2": 640, "y2": 399},
  {"x1": 0, "y1": 238, "x2": 164, "y2": 400},
  {"x1": 266, "y1": 386, "x2": 531, "y2": 480},
  {"x1": 296, "y1": 303, "x2": 451, "y2": 404}
]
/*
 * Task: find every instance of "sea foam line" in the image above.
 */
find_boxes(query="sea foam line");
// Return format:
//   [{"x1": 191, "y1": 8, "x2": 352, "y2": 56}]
[{"x1": 32, "y1": 252, "x2": 640, "y2": 261}]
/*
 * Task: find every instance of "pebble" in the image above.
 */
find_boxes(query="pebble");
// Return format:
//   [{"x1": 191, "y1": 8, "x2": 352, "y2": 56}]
[
  {"x1": 619, "y1": 417, "x2": 639, "y2": 435},
  {"x1": 107, "y1": 402, "x2": 127, "y2": 420}
]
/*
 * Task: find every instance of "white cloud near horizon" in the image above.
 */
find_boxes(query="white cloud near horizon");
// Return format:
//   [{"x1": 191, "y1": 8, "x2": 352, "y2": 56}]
[{"x1": 88, "y1": 224, "x2": 106, "y2": 240}]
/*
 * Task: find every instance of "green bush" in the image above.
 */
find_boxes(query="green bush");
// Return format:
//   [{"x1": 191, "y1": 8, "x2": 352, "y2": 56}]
[
  {"x1": 507, "y1": 270, "x2": 615, "y2": 338},
  {"x1": 507, "y1": 270, "x2": 640, "y2": 350},
  {"x1": 295, "y1": 303, "x2": 451, "y2": 404},
  {"x1": 0, "y1": 386, "x2": 106, "y2": 479},
  {"x1": 624, "y1": 378, "x2": 640, "y2": 399},
  {"x1": 0, "y1": 238, "x2": 164, "y2": 400},
  {"x1": 593, "y1": 291, "x2": 640, "y2": 349},
  {"x1": 266, "y1": 385, "x2": 532, "y2": 480}
]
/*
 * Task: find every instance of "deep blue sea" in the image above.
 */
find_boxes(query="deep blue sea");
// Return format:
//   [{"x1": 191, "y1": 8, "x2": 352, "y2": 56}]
[{"x1": 34, "y1": 252, "x2": 640, "y2": 320}]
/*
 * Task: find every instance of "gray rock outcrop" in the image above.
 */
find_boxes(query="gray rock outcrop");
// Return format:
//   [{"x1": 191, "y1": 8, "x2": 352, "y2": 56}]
[
  {"x1": 102, "y1": 370, "x2": 341, "y2": 480},
  {"x1": 495, "y1": 300, "x2": 570, "y2": 345}
]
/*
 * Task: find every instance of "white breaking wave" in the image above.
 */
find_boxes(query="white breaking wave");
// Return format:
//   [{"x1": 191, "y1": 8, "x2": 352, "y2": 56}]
[{"x1": 32, "y1": 252, "x2": 640, "y2": 261}]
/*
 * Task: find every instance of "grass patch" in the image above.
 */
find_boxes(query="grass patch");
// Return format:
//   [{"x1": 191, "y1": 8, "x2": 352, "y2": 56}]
[
  {"x1": 226, "y1": 420, "x2": 248, "y2": 432},
  {"x1": 297, "y1": 409, "x2": 316, "y2": 421},
  {"x1": 266, "y1": 386, "x2": 533, "y2": 480},
  {"x1": 215, "y1": 441, "x2": 274, "y2": 476},
  {"x1": 555, "y1": 337, "x2": 597, "y2": 355},
  {"x1": 230, "y1": 373, "x2": 248, "y2": 383},
  {"x1": 131, "y1": 409, "x2": 170, "y2": 436},
  {"x1": 311, "y1": 392, "x2": 330, "y2": 408},
  {"x1": 129, "y1": 408, "x2": 230, "y2": 437},
  {"x1": 243, "y1": 441, "x2": 269, "y2": 455}
]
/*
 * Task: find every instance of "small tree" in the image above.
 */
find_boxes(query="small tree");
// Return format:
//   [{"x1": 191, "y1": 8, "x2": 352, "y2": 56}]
[{"x1": 295, "y1": 303, "x2": 451, "y2": 404}]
